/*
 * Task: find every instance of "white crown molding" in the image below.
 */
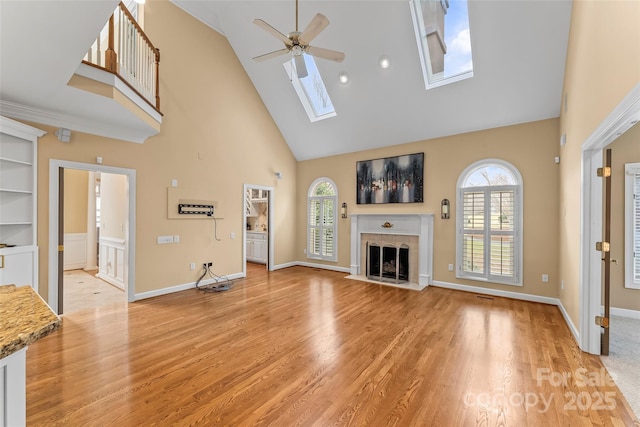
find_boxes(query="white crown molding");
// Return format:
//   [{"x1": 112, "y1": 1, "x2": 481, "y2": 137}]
[{"x1": 0, "y1": 98, "x2": 158, "y2": 144}]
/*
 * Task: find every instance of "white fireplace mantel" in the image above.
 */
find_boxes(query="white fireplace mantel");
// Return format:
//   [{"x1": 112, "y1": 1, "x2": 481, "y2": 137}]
[{"x1": 350, "y1": 213, "x2": 434, "y2": 290}]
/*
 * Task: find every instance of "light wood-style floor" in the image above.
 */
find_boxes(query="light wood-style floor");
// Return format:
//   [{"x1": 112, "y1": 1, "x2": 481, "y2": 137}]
[{"x1": 26, "y1": 265, "x2": 638, "y2": 426}]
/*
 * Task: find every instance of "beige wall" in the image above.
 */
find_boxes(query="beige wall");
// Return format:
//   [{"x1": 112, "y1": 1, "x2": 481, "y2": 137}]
[
  {"x1": 608, "y1": 123, "x2": 640, "y2": 311},
  {"x1": 100, "y1": 172, "x2": 127, "y2": 240},
  {"x1": 558, "y1": 0, "x2": 640, "y2": 324},
  {"x1": 297, "y1": 119, "x2": 561, "y2": 298},
  {"x1": 35, "y1": 1, "x2": 297, "y2": 299},
  {"x1": 63, "y1": 169, "x2": 88, "y2": 234}
]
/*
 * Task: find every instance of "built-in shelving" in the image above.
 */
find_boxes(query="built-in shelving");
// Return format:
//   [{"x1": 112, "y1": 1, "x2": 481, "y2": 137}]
[{"x1": 0, "y1": 116, "x2": 45, "y2": 288}]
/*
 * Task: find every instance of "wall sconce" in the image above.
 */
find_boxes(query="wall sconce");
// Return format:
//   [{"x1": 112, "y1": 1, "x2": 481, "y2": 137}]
[
  {"x1": 441, "y1": 199, "x2": 450, "y2": 219},
  {"x1": 341, "y1": 202, "x2": 348, "y2": 218}
]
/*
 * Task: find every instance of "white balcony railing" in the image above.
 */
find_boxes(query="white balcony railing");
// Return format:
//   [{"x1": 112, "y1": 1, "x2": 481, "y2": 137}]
[{"x1": 84, "y1": 2, "x2": 161, "y2": 111}]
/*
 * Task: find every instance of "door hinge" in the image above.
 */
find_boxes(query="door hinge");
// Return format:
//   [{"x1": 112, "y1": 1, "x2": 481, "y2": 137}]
[
  {"x1": 595, "y1": 241, "x2": 610, "y2": 252},
  {"x1": 58, "y1": 245, "x2": 64, "y2": 252},
  {"x1": 596, "y1": 167, "x2": 611, "y2": 177},
  {"x1": 595, "y1": 315, "x2": 609, "y2": 328}
]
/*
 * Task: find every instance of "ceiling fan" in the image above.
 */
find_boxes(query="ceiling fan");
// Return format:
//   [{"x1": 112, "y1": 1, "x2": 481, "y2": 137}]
[{"x1": 252, "y1": 0, "x2": 345, "y2": 79}]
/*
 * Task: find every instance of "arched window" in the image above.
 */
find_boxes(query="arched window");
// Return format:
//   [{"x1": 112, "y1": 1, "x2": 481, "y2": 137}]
[
  {"x1": 308, "y1": 178, "x2": 338, "y2": 261},
  {"x1": 456, "y1": 159, "x2": 523, "y2": 285}
]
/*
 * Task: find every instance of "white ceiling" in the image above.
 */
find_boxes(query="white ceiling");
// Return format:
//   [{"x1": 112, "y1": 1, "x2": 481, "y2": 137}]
[
  {"x1": 173, "y1": 0, "x2": 573, "y2": 160},
  {"x1": 0, "y1": 1, "x2": 571, "y2": 160}
]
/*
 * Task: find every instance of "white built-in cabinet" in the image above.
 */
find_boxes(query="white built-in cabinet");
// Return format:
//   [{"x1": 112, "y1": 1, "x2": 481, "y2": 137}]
[
  {"x1": 0, "y1": 116, "x2": 45, "y2": 288},
  {"x1": 246, "y1": 232, "x2": 267, "y2": 264}
]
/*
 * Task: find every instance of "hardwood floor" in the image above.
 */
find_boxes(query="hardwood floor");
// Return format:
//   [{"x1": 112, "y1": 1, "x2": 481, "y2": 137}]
[{"x1": 26, "y1": 265, "x2": 638, "y2": 426}]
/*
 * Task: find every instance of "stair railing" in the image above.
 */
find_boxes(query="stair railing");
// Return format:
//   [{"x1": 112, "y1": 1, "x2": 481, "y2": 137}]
[{"x1": 84, "y1": 2, "x2": 161, "y2": 112}]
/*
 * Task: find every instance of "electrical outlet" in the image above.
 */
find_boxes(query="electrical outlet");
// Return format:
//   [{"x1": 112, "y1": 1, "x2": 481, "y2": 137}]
[
  {"x1": 561, "y1": 280, "x2": 565, "y2": 290},
  {"x1": 448, "y1": 264, "x2": 454, "y2": 272},
  {"x1": 542, "y1": 274, "x2": 549, "y2": 283},
  {"x1": 190, "y1": 262, "x2": 195, "y2": 270},
  {"x1": 173, "y1": 235, "x2": 180, "y2": 243},
  {"x1": 230, "y1": 232, "x2": 236, "y2": 239}
]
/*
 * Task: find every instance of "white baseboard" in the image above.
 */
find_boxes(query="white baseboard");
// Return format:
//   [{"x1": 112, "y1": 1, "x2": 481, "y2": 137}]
[
  {"x1": 557, "y1": 299, "x2": 580, "y2": 344},
  {"x1": 135, "y1": 272, "x2": 244, "y2": 301},
  {"x1": 432, "y1": 280, "x2": 581, "y2": 344},
  {"x1": 96, "y1": 272, "x2": 125, "y2": 290},
  {"x1": 432, "y1": 280, "x2": 558, "y2": 305},
  {"x1": 272, "y1": 262, "x2": 298, "y2": 270},
  {"x1": 603, "y1": 306, "x2": 640, "y2": 320},
  {"x1": 296, "y1": 261, "x2": 350, "y2": 273}
]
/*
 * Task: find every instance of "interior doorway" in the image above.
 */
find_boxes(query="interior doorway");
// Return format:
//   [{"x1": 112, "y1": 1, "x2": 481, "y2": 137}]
[
  {"x1": 243, "y1": 184, "x2": 274, "y2": 276},
  {"x1": 48, "y1": 160, "x2": 137, "y2": 314},
  {"x1": 61, "y1": 169, "x2": 128, "y2": 314},
  {"x1": 580, "y1": 84, "x2": 640, "y2": 355}
]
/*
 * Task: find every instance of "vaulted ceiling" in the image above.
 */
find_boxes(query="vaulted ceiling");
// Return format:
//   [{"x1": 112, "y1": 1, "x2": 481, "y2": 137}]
[
  {"x1": 173, "y1": 0, "x2": 572, "y2": 160},
  {"x1": 0, "y1": 1, "x2": 572, "y2": 161}
]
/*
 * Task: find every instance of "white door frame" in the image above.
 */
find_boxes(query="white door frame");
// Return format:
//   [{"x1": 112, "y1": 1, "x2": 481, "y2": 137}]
[
  {"x1": 242, "y1": 183, "x2": 275, "y2": 276},
  {"x1": 48, "y1": 160, "x2": 137, "y2": 313},
  {"x1": 579, "y1": 83, "x2": 640, "y2": 354}
]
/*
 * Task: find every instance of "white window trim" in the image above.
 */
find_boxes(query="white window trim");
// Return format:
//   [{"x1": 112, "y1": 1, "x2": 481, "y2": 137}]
[
  {"x1": 307, "y1": 177, "x2": 338, "y2": 262},
  {"x1": 455, "y1": 159, "x2": 523, "y2": 286},
  {"x1": 625, "y1": 163, "x2": 640, "y2": 289}
]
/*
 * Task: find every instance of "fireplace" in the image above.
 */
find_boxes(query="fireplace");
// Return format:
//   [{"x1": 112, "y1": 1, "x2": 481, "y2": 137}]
[
  {"x1": 350, "y1": 214, "x2": 434, "y2": 291},
  {"x1": 367, "y1": 242, "x2": 410, "y2": 283}
]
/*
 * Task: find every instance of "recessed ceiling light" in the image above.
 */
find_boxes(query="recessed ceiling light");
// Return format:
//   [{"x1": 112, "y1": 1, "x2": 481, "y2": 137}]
[
  {"x1": 379, "y1": 54, "x2": 391, "y2": 69},
  {"x1": 339, "y1": 72, "x2": 349, "y2": 84}
]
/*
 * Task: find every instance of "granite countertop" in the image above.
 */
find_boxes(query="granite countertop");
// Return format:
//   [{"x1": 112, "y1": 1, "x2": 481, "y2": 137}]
[{"x1": 0, "y1": 284, "x2": 61, "y2": 359}]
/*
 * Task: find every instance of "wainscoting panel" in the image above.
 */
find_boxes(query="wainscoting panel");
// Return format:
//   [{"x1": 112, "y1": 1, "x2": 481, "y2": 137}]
[
  {"x1": 97, "y1": 237, "x2": 126, "y2": 290},
  {"x1": 63, "y1": 233, "x2": 87, "y2": 271}
]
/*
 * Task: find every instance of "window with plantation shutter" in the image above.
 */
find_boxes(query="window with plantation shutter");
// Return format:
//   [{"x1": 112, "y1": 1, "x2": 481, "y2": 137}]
[
  {"x1": 625, "y1": 163, "x2": 640, "y2": 289},
  {"x1": 457, "y1": 160, "x2": 522, "y2": 286},
  {"x1": 308, "y1": 178, "x2": 338, "y2": 261}
]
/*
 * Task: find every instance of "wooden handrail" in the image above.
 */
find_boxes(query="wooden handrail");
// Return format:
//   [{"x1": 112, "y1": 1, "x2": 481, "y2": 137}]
[{"x1": 117, "y1": 2, "x2": 158, "y2": 58}]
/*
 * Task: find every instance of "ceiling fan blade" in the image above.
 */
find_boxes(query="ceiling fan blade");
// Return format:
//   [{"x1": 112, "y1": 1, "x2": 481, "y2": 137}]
[
  {"x1": 252, "y1": 49, "x2": 290, "y2": 62},
  {"x1": 294, "y1": 54, "x2": 308, "y2": 78},
  {"x1": 306, "y1": 46, "x2": 345, "y2": 63},
  {"x1": 299, "y1": 13, "x2": 329, "y2": 45},
  {"x1": 253, "y1": 18, "x2": 292, "y2": 46}
]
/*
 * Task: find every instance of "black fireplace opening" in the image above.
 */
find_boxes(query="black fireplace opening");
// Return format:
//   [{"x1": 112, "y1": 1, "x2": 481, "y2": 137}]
[{"x1": 367, "y1": 243, "x2": 409, "y2": 283}]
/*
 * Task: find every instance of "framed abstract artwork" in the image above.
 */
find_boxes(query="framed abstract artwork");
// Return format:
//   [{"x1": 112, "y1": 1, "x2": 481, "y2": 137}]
[{"x1": 356, "y1": 153, "x2": 424, "y2": 204}]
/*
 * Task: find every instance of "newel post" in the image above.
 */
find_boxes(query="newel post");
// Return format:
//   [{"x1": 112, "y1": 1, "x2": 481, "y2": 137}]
[
  {"x1": 155, "y1": 48, "x2": 161, "y2": 110},
  {"x1": 105, "y1": 14, "x2": 118, "y2": 73}
]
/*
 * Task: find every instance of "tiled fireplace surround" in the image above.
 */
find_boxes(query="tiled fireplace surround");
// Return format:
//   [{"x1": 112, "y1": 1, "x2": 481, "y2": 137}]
[{"x1": 350, "y1": 214, "x2": 434, "y2": 291}]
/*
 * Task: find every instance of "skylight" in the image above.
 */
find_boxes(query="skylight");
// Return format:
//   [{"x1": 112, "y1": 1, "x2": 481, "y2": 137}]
[
  {"x1": 283, "y1": 54, "x2": 336, "y2": 122},
  {"x1": 410, "y1": 0, "x2": 474, "y2": 89}
]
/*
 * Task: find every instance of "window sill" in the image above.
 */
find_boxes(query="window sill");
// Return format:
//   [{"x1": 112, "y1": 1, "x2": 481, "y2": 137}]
[{"x1": 456, "y1": 274, "x2": 522, "y2": 287}]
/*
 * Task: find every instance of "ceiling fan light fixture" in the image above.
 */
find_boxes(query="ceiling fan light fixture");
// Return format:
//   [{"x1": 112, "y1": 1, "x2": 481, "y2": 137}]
[
  {"x1": 379, "y1": 54, "x2": 391, "y2": 69},
  {"x1": 339, "y1": 72, "x2": 349, "y2": 84}
]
